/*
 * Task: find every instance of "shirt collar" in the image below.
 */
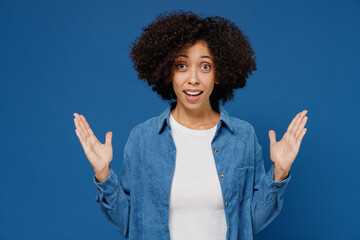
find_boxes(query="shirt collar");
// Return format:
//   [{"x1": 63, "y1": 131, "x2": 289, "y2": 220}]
[{"x1": 157, "y1": 101, "x2": 234, "y2": 134}]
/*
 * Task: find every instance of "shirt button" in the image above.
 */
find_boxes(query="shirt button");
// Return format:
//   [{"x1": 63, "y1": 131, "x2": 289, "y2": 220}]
[
  {"x1": 98, "y1": 189, "x2": 102, "y2": 193},
  {"x1": 220, "y1": 173, "x2": 224, "y2": 178},
  {"x1": 273, "y1": 186, "x2": 278, "y2": 189},
  {"x1": 225, "y1": 201, "x2": 228, "y2": 205},
  {"x1": 214, "y1": 148, "x2": 218, "y2": 153}
]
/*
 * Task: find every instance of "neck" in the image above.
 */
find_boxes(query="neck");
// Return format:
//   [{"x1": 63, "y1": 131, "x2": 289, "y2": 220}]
[{"x1": 170, "y1": 101, "x2": 220, "y2": 130}]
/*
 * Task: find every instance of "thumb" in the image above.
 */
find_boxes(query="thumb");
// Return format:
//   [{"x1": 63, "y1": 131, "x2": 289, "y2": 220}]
[
  {"x1": 105, "y1": 131, "x2": 113, "y2": 145},
  {"x1": 269, "y1": 130, "x2": 276, "y2": 145}
]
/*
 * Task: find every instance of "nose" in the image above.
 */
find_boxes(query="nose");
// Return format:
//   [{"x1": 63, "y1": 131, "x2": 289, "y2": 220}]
[{"x1": 188, "y1": 68, "x2": 199, "y2": 85}]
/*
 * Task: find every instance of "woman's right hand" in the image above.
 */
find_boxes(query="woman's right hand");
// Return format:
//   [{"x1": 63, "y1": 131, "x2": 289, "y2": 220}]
[{"x1": 73, "y1": 113, "x2": 113, "y2": 182}]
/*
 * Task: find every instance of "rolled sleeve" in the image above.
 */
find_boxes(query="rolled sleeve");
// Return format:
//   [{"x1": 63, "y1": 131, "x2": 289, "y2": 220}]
[
  {"x1": 250, "y1": 127, "x2": 292, "y2": 234},
  {"x1": 263, "y1": 164, "x2": 291, "y2": 196},
  {"x1": 94, "y1": 168, "x2": 120, "y2": 209},
  {"x1": 92, "y1": 139, "x2": 132, "y2": 238}
]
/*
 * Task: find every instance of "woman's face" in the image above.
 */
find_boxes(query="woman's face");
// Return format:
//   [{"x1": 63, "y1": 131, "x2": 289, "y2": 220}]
[{"x1": 171, "y1": 40, "x2": 218, "y2": 112}]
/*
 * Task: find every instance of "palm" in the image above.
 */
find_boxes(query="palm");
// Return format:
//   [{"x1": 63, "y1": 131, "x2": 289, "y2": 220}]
[
  {"x1": 83, "y1": 135, "x2": 113, "y2": 171},
  {"x1": 269, "y1": 110, "x2": 308, "y2": 172},
  {"x1": 73, "y1": 113, "x2": 113, "y2": 172}
]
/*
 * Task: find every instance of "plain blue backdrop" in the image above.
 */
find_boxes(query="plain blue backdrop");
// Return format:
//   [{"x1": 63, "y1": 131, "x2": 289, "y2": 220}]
[{"x1": 0, "y1": 0, "x2": 359, "y2": 239}]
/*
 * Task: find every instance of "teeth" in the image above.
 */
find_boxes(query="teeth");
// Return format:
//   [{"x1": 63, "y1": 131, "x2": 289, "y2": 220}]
[{"x1": 184, "y1": 91, "x2": 202, "y2": 95}]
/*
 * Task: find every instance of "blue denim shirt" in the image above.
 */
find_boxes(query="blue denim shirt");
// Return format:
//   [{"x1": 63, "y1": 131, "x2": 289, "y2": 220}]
[{"x1": 93, "y1": 102, "x2": 291, "y2": 240}]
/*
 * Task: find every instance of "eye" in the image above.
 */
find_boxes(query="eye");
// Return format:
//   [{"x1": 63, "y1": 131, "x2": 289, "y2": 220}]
[
  {"x1": 201, "y1": 64, "x2": 211, "y2": 71},
  {"x1": 175, "y1": 63, "x2": 187, "y2": 70}
]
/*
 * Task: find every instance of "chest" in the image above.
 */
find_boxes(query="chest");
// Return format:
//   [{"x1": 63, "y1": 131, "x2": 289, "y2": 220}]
[{"x1": 137, "y1": 128, "x2": 254, "y2": 201}]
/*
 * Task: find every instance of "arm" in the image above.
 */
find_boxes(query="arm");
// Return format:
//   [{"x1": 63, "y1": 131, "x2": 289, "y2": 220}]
[
  {"x1": 250, "y1": 132, "x2": 291, "y2": 234},
  {"x1": 93, "y1": 143, "x2": 132, "y2": 238},
  {"x1": 251, "y1": 109, "x2": 308, "y2": 234},
  {"x1": 73, "y1": 113, "x2": 132, "y2": 238}
]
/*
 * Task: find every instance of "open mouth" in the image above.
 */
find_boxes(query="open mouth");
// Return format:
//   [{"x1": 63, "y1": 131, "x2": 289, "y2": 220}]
[
  {"x1": 183, "y1": 90, "x2": 203, "y2": 101},
  {"x1": 183, "y1": 91, "x2": 203, "y2": 96}
]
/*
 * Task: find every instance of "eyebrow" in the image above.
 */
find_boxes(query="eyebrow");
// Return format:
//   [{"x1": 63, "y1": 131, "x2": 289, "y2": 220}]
[{"x1": 176, "y1": 54, "x2": 213, "y2": 60}]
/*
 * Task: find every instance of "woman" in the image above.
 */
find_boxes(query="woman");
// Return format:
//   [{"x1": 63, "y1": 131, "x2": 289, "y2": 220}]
[{"x1": 73, "y1": 10, "x2": 308, "y2": 240}]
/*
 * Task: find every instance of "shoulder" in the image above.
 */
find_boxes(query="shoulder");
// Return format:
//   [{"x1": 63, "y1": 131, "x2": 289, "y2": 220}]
[
  {"x1": 228, "y1": 115, "x2": 256, "y2": 137},
  {"x1": 127, "y1": 116, "x2": 157, "y2": 137},
  {"x1": 219, "y1": 105, "x2": 256, "y2": 140},
  {"x1": 126, "y1": 112, "x2": 163, "y2": 141},
  {"x1": 122, "y1": 115, "x2": 160, "y2": 155}
]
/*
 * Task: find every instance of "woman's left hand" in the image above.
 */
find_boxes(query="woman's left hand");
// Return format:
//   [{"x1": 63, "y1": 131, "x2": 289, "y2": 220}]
[{"x1": 269, "y1": 110, "x2": 308, "y2": 181}]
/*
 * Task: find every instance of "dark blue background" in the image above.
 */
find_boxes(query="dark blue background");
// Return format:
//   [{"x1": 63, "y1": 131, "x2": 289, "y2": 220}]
[{"x1": 1, "y1": 0, "x2": 359, "y2": 239}]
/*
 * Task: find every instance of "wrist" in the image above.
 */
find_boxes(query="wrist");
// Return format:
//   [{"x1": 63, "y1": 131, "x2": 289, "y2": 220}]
[
  {"x1": 273, "y1": 164, "x2": 289, "y2": 182},
  {"x1": 94, "y1": 166, "x2": 110, "y2": 183}
]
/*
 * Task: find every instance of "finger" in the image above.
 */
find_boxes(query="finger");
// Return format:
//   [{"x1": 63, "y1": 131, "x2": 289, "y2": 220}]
[
  {"x1": 290, "y1": 110, "x2": 308, "y2": 135},
  {"x1": 296, "y1": 128, "x2": 307, "y2": 145},
  {"x1": 74, "y1": 118, "x2": 87, "y2": 141},
  {"x1": 75, "y1": 128, "x2": 87, "y2": 149},
  {"x1": 287, "y1": 112, "x2": 301, "y2": 133},
  {"x1": 80, "y1": 115, "x2": 96, "y2": 138},
  {"x1": 105, "y1": 132, "x2": 112, "y2": 145},
  {"x1": 269, "y1": 130, "x2": 276, "y2": 144},
  {"x1": 293, "y1": 110, "x2": 308, "y2": 135},
  {"x1": 80, "y1": 115, "x2": 99, "y2": 145},
  {"x1": 78, "y1": 115, "x2": 90, "y2": 138},
  {"x1": 73, "y1": 113, "x2": 87, "y2": 138},
  {"x1": 295, "y1": 115, "x2": 308, "y2": 138},
  {"x1": 73, "y1": 113, "x2": 83, "y2": 123}
]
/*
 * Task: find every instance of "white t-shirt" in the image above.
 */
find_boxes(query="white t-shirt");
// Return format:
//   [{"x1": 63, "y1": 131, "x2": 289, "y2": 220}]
[{"x1": 168, "y1": 113, "x2": 227, "y2": 240}]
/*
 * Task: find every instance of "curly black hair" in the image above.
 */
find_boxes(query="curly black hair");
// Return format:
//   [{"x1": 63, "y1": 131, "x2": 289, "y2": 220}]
[{"x1": 129, "y1": 10, "x2": 256, "y2": 111}]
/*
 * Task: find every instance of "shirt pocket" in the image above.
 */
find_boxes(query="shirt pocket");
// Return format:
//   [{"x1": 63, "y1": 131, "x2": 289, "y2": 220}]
[{"x1": 235, "y1": 166, "x2": 254, "y2": 204}]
